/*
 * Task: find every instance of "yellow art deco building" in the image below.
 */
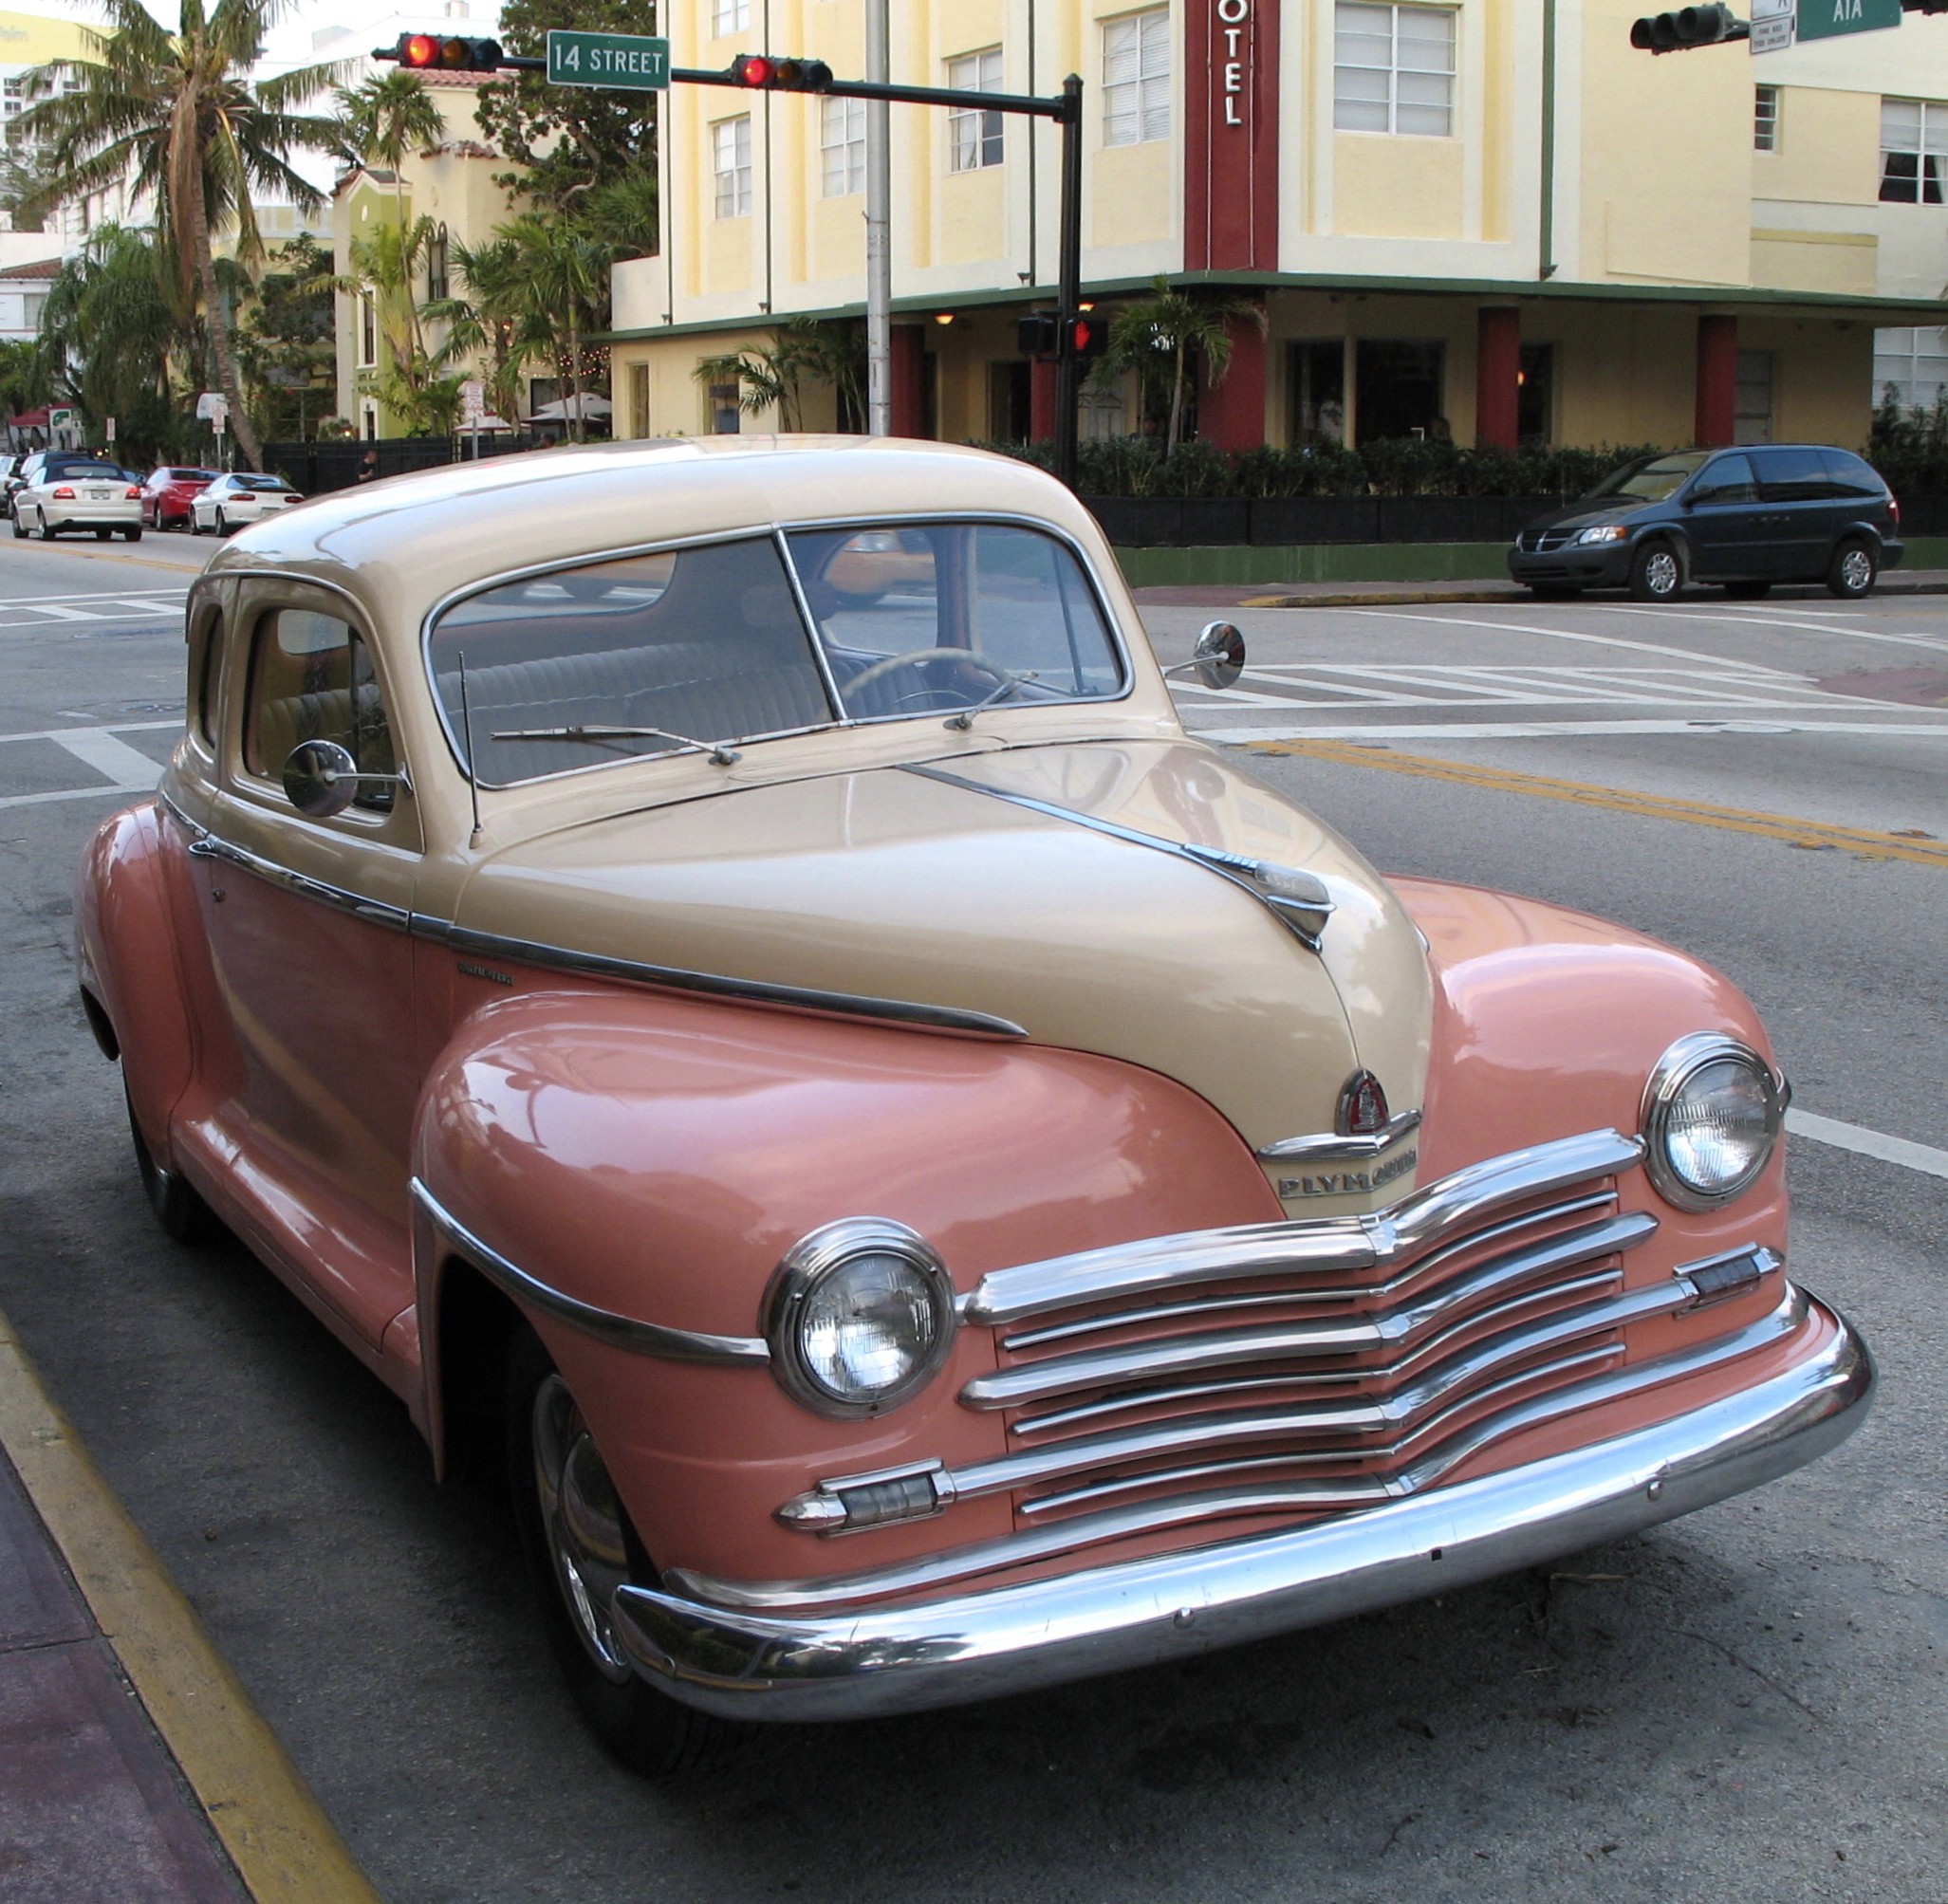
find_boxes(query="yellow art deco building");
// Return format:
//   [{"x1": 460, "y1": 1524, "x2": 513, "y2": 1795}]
[{"x1": 610, "y1": 0, "x2": 1948, "y2": 453}]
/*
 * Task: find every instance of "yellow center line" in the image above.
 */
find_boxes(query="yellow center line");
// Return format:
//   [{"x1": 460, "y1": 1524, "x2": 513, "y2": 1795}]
[{"x1": 1234, "y1": 737, "x2": 1948, "y2": 868}]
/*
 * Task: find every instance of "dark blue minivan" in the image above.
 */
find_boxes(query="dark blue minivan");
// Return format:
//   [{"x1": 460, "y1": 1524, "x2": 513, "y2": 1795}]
[{"x1": 1508, "y1": 445, "x2": 1902, "y2": 601}]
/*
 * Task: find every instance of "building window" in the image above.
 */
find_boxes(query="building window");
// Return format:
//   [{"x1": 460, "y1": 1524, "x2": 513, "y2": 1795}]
[
  {"x1": 711, "y1": 0, "x2": 749, "y2": 36},
  {"x1": 1873, "y1": 326, "x2": 1948, "y2": 410},
  {"x1": 22, "y1": 292, "x2": 43, "y2": 331},
  {"x1": 359, "y1": 291, "x2": 377, "y2": 366},
  {"x1": 629, "y1": 360, "x2": 650, "y2": 439},
  {"x1": 1882, "y1": 98, "x2": 1948, "y2": 203},
  {"x1": 1518, "y1": 342, "x2": 1553, "y2": 447},
  {"x1": 1754, "y1": 84, "x2": 1779, "y2": 152},
  {"x1": 1354, "y1": 339, "x2": 1444, "y2": 444},
  {"x1": 821, "y1": 94, "x2": 864, "y2": 196},
  {"x1": 1735, "y1": 349, "x2": 1774, "y2": 445},
  {"x1": 1290, "y1": 341, "x2": 1346, "y2": 443},
  {"x1": 708, "y1": 380, "x2": 742, "y2": 434},
  {"x1": 1334, "y1": 3, "x2": 1456, "y2": 138},
  {"x1": 713, "y1": 116, "x2": 752, "y2": 218},
  {"x1": 948, "y1": 48, "x2": 1004, "y2": 170},
  {"x1": 1103, "y1": 9, "x2": 1171, "y2": 147},
  {"x1": 426, "y1": 222, "x2": 449, "y2": 303}
]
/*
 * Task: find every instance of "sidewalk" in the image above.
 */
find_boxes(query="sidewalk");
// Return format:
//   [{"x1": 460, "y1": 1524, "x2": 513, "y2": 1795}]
[
  {"x1": 1128, "y1": 567, "x2": 1948, "y2": 610},
  {"x1": 0, "y1": 1307, "x2": 380, "y2": 1904}
]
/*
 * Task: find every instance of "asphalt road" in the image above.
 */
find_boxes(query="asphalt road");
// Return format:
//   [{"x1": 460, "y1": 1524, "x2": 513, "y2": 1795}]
[{"x1": 3, "y1": 536, "x2": 1943, "y2": 1903}]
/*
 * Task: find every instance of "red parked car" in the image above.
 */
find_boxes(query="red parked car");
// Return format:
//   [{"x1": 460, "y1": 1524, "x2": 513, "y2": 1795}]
[{"x1": 139, "y1": 466, "x2": 218, "y2": 531}]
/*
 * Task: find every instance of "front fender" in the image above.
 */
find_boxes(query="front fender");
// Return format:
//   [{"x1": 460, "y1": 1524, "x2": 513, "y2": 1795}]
[{"x1": 413, "y1": 986, "x2": 1281, "y2": 1584}]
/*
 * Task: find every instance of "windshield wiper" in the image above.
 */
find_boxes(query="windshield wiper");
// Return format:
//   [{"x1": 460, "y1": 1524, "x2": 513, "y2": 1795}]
[
  {"x1": 945, "y1": 670, "x2": 1038, "y2": 733},
  {"x1": 490, "y1": 722, "x2": 743, "y2": 765}
]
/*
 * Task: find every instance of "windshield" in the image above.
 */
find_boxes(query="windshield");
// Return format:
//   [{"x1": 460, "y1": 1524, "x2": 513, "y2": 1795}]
[
  {"x1": 232, "y1": 475, "x2": 288, "y2": 491},
  {"x1": 427, "y1": 523, "x2": 1123, "y2": 786},
  {"x1": 47, "y1": 462, "x2": 125, "y2": 481},
  {"x1": 1586, "y1": 451, "x2": 1710, "y2": 503}
]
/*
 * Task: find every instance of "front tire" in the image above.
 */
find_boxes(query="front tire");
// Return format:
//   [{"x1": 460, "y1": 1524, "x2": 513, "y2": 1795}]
[
  {"x1": 215, "y1": 509, "x2": 230, "y2": 536},
  {"x1": 1827, "y1": 538, "x2": 1877, "y2": 600},
  {"x1": 9, "y1": 511, "x2": 23, "y2": 540},
  {"x1": 505, "y1": 1327, "x2": 740, "y2": 1777},
  {"x1": 35, "y1": 512, "x2": 55, "y2": 541},
  {"x1": 1627, "y1": 539, "x2": 1681, "y2": 602},
  {"x1": 122, "y1": 527, "x2": 140, "y2": 542},
  {"x1": 94, "y1": 527, "x2": 110, "y2": 541}
]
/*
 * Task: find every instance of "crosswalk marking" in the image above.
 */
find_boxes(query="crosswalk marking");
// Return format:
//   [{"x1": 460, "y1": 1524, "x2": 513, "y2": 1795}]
[{"x1": 0, "y1": 718, "x2": 173, "y2": 810}]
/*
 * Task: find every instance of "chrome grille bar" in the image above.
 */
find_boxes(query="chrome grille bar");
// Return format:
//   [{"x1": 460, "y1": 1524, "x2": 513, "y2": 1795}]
[
  {"x1": 961, "y1": 1209, "x2": 1655, "y2": 1412},
  {"x1": 962, "y1": 1129, "x2": 1645, "y2": 1329}
]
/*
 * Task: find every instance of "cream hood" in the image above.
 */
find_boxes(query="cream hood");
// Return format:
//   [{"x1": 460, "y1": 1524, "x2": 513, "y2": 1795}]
[{"x1": 455, "y1": 740, "x2": 1434, "y2": 1210}]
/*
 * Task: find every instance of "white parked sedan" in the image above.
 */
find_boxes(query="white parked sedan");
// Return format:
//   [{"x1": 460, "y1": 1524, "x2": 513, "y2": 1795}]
[
  {"x1": 10, "y1": 459, "x2": 142, "y2": 542},
  {"x1": 192, "y1": 472, "x2": 305, "y2": 535}
]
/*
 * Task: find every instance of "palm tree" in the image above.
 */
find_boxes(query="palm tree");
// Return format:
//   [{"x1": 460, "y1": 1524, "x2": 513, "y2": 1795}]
[
  {"x1": 694, "y1": 317, "x2": 867, "y2": 434},
  {"x1": 17, "y1": 0, "x2": 345, "y2": 471},
  {"x1": 1101, "y1": 278, "x2": 1268, "y2": 454},
  {"x1": 39, "y1": 224, "x2": 178, "y2": 460},
  {"x1": 500, "y1": 214, "x2": 611, "y2": 442},
  {"x1": 424, "y1": 234, "x2": 535, "y2": 433},
  {"x1": 336, "y1": 70, "x2": 445, "y2": 228}
]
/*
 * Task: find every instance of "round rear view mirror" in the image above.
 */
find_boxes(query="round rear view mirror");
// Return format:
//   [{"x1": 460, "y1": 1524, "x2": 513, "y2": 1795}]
[
  {"x1": 283, "y1": 739, "x2": 361, "y2": 819},
  {"x1": 1192, "y1": 620, "x2": 1247, "y2": 691}
]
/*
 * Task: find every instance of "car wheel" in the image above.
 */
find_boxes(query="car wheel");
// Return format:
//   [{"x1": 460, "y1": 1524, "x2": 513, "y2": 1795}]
[
  {"x1": 216, "y1": 509, "x2": 229, "y2": 536},
  {"x1": 1722, "y1": 581, "x2": 1771, "y2": 600},
  {"x1": 35, "y1": 511, "x2": 55, "y2": 541},
  {"x1": 505, "y1": 1326, "x2": 741, "y2": 1777},
  {"x1": 1627, "y1": 540, "x2": 1681, "y2": 602},
  {"x1": 1528, "y1": 585, "x2": 1582, "y2": 601},
  {"x1": 126, "y1": 1088, "x2": 218, "y2": 1246},
  {"x1": 94, "y1": 527, "x2": 111, "y2": 541},
  {"x1": 122, "y1": 527, "x2": 141, "y2": 542},
  {"x1": 9, "y1": 510, "x2": 23, "y2": 540},
  {"x1": 1827, "y1": 538, "x2": 1877, "y2": 600},
  {"x1": 190, "y1": 514, "x2": 204, "y2": 536}
]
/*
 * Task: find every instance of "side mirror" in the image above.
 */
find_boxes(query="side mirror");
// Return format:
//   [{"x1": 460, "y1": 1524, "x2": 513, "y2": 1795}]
[
  {"x1": 283, "y1": 739, "x2": 406, "y2": 818},
  {"x1": 1164, "y1": 620, "x2": 1248, "y2": 691}
]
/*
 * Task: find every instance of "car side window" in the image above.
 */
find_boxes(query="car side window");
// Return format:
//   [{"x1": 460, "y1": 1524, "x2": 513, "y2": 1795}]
[
  {"x1": 1690, "y1": 454, "x2": 1758, "y2": 505},
  {"x1": 1751, "y1": 447, "x2": 1833, "y2": 501},
  {"x1": 243, "y1": 608, "x2": 397, "y2": 811},
  {"x1": 192, "y1": 607, "x2": 221, "y2": 750},
  {"x1": 1820, "y1": 450, "x2": 1884, "y2": 499}
]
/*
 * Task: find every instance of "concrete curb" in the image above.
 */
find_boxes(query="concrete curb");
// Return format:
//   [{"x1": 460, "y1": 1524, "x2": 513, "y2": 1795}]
[
  {"x1": 1235, "y1": 578, "x2": 1948, "y2": 609},
  {"x1": 0, "y1": 1303, "x2": 383, "y2": 1904}
]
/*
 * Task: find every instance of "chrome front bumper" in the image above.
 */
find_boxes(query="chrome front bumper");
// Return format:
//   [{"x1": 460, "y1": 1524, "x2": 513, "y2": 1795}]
[{"x1": 613, "y1": 1296, "x2": 1871, "y2": 1722}]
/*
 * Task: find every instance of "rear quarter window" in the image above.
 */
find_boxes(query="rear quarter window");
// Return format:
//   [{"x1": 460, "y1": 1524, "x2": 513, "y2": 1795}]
[{"x1": 1820, "y1": 450, "x2": 1885, "y2": 498}]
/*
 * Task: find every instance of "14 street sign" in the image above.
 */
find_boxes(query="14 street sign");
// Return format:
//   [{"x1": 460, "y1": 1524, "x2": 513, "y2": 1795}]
[{"x1": 546, "y1": 28, "x2": 669, "y2": 88}]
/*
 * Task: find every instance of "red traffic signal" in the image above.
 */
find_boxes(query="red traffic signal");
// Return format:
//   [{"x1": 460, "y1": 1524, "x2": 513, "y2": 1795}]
[
  {"x1": 728, "y1": 52, "x2": 833, "y2": 90},
  {"x1": 393, "y1": 31, "x2": 505, "y2": 70},
  {"x1": 1067, "y1": 314, "x2": 1108, "y2": 361}
]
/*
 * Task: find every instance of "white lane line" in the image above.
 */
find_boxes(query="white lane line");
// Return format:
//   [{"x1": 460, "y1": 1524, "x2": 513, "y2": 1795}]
[
  {"x1": 1788, "y1": 1110, "x2": 1948, "y2": 1181},
  {"x1": 1592, "y1": 603, "x2": 1948, "y2": 657},
  {"x1": 1343, "y1": 608, "x2": 1811, "y2": 677},
  {"x1": 0, "y1": 783, "x2": 151, "y2": 812},
  {"x1": 1195, "y1": 719, "x2": 1948, "y2": 741},
  {"x1": 0, "y1": 587, "x2": 189, "y2": 605},
  {"x1": 46, "y1": 727, "x2": 163, "y2": 788},
  {"x1": 0, "y1": 717, "x2": 179, "y2": 745}
]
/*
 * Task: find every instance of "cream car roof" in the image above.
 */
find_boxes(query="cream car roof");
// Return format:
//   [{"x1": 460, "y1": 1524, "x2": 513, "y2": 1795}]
[{"x1": 202, "y1": 433, "x2": 1168, "y2": 698}]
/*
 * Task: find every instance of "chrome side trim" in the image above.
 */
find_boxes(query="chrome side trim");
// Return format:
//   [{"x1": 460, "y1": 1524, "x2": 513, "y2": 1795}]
[
  {"x1": 900, "y1": 762, "x2": 1335, "y2": 951},
  {"x1": 160, "y1": 791, "x2": 412, "y2": 934},
  {"x1": 1257, "y1": 1109, "x2": 1423, "y2": 1164},
  {"x1": 408, "y1": 916, "x2": 1029, "y2": 1040},
  {"x1": 962, "y1": 1129, "x2": 1646, "y2": 1331},
  {"x1": 635, "y1": 1285, "x2": 1839, "y2": 1643},
  {"x1": 960, "y1": 1210, "x2": 1656, "y2": 1411},
  {"x1": 410, "y1": 1178, "x2": 770, "y2": 1364}
]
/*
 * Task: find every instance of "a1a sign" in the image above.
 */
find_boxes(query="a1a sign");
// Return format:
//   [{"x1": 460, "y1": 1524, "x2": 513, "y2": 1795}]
[
  {"x1": 546, "y1": 28, "x2": 669, "y2": 88},
  {"x1": 1797, "y1": 0, "x2": 1902, "y2": 38}
]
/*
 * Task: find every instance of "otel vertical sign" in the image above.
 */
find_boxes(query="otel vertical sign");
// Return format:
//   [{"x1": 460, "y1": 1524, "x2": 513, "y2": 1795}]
[{"x1": 1186, "y1": 0, "x2": 1280, "y2": 270}]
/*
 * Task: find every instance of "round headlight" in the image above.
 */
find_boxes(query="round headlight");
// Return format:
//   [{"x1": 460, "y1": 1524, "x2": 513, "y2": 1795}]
[
  {"x1": 765, "y1": 1219, "x2": 955, "y2": 1418},
  {"x1": 1642, "y1": 1033, "x2": 1784, "y2": 1211}
]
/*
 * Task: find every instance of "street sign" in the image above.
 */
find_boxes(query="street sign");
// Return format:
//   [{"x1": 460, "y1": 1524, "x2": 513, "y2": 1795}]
[
  {"x1": 104, "y1": 416, "x2": 116, "y2": 443},
  {"x1": 546, "y1": 29, "x2": 669, "y2": 88},
  {"x1": 460, "y1": 379, "x2": 486, "y2": 423},
  {"x1": 1752, "y1": 0, "x2": 1796, "y2": 53},
  {"x1": 48, "y1": 406, "x2": 72, "y2": 429},
  {"x1": 195, "y1": 391, "x2": 225, "y2": 420},
  {"x1": 1797, "y1": 0, "x2": 1902, "y2": 39}
]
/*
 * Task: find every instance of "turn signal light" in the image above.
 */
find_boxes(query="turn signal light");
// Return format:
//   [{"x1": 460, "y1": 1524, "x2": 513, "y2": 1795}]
[{"x1": 51, "y1": 485, "x2": 74, "y2": 498}]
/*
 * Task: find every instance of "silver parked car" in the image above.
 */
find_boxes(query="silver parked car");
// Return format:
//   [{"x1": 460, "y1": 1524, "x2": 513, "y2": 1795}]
[
  {"x1": 191, "y1": 471, "x2": 304, "y2": 535},
  {"x1": 10, "y1": 456, "x2": 142, "y2": 542}
]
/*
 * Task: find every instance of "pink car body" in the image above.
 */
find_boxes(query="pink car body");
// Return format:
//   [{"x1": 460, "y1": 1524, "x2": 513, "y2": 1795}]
[{"x1": 74, "y1": 438, "x2": 1869, "y2": 1749}]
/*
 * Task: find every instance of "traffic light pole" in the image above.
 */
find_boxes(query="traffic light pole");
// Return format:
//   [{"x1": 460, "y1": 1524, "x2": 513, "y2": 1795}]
[{"x1": 382, "y1": 42, "x2": 1087, "y2": 482}]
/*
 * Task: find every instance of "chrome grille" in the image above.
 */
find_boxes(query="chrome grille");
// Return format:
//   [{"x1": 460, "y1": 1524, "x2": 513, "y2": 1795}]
[
  {"x1": 1518, "y1": 527, "x2": 1576, "y2": 553},
  {"x1": 956, "y1": 1130, "x2": 1658, "y2": 1525}
]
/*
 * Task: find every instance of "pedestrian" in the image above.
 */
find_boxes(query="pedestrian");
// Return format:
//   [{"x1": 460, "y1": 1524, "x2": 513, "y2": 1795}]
[{"x1": 356, "y1": 449, "x2": 380, "y2": 483}]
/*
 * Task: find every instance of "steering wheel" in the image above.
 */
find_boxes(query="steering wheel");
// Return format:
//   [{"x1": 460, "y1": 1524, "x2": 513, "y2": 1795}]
[{"x1": 843, "y1": 645, "x2": 1006, "y2": 697}]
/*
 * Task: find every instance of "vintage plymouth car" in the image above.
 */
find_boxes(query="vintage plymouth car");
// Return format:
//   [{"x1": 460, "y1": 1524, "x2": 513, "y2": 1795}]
[{"x1": 76, "y1": 437, "x2": 1871, "y2": 1773}]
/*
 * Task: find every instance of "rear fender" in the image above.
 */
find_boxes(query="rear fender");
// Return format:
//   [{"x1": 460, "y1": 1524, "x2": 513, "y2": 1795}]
[
  {"x1": 412, "y1": 986, "x2": 1281, "y2": 1583},
  {"x1": 76, "y1": 802, "x2": 196, "y2": 1161}
]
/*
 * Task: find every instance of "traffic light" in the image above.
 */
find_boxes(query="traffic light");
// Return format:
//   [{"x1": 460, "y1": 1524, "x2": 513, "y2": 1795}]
[
  {"x1": 1627, "y1": 4, "x2": 1747, "y2": 50},
  {"x1": 392, "y1": 31, "x2": 506, "y2": 70},
  {"x1": 1017, "y1": 312, "x2": 1059, "y2": 358},
  {"x1": 1067, "y1": 313, "x2": 1109, "y2": 363},
  {"x1": 726, "y1": 53, "x2": 834, "y2": 90}
]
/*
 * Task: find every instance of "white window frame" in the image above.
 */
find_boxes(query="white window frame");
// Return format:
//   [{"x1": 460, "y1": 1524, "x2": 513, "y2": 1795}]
[
  {"x1": 1881, "y1": 97, "x2": 1948, "y2": 204},
  {"x1": 711, "y1": 0, "x2": 749, "y2": 37},
  {"x1": 713, "y1": 115, "x2": 752, "y2": 219},
  {"x1": 948, "y1": 48, "x2": 1005, "y2": 172},
  {"x1": 821, "y1": 94, "x2": 865, "y2": 196},
  {"x1": 1333, "y1": 2, "x2": 1456, "y2": 139},
  {"x1": 1873, "y1": 325, "x2": 1948, "y2": 411},
  {"x1": 1102, "y1": 9, "x2": 1171, "y2": 148},
  {"x1": 1754, "y1": 83, "x2": 1779, "y2": 153}
]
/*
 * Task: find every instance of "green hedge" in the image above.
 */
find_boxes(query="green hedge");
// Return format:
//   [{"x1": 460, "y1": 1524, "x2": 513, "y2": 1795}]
[{"x1": 1866, "y1": 399, "x2": 1948, "y2": 497}]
